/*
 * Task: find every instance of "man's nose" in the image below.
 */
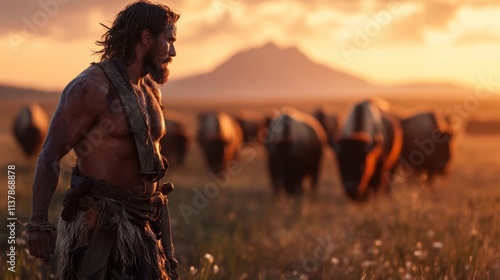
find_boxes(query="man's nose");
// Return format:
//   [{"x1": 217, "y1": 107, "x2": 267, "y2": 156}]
[{"x1": 169, "y1": 44, "x2": 176, "y2": 57}]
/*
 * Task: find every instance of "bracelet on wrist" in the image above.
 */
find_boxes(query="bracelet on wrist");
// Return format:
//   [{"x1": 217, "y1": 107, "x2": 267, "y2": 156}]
[{"x1": 26, "y1": 221, "x2": 57, "y2": 233}]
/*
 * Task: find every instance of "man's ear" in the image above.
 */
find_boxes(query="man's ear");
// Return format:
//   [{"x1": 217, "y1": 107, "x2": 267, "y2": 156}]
[{"x1": 140, "y1": 29, "x2": 153, "y2": 46}]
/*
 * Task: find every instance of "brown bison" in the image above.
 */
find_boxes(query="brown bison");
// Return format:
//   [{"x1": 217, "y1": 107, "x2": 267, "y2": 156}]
[
  {"x1": 12, "y1": 103, "x2": 49, "y2": 158},
  {"x1": 234, "y1": 110, "x2": 265, "y2": 144},
  {"x1": 264, "y1": 107, "x2": 326, "y2": 196},
  {"x1": 160, "y1": 110, "x2": 190, "y2": 166},
  {"x1": 312, "y1": 109, "x2": 338, "y2": 146},
  {"x1": 197, "y1": 111, "x2": 243, "y2": 173},
  {"x1": 333, "y1": 99, "x2": 402, "y2": 200},
  {"x1": 399, "y1": 111, "x2": 454, "y2": 183}
]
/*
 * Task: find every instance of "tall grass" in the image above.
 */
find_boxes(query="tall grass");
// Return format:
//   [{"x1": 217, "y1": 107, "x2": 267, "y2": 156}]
[{"x1": 1, "y1": 116, "x2": 500, "y2": 279}]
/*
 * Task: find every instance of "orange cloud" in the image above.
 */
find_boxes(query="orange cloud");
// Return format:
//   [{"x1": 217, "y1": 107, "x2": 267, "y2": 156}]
[
  {"x1": 1, "y1": 0, "x2": 500, "y2": 90},
  {"x1": 454, "y1": 32, "x2": 500, "y2": 45}
]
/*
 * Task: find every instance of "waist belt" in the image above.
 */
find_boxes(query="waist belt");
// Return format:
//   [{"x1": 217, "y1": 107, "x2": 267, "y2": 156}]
[{"x1": 61, "y1": 174, "x2": 165, "y2": 226}]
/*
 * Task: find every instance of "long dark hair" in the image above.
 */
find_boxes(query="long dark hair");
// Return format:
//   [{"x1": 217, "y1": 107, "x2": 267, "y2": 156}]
[{"x1": 94, "y1": 0, "x2": 180, "y2": 65}]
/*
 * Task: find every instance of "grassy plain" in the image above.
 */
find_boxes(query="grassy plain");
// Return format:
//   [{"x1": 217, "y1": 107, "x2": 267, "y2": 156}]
[{"x1": 1, "y1": 97, "x2": 500, "y2": 279}]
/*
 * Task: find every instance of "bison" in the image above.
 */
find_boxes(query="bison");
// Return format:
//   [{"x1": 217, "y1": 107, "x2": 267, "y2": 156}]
[
  {"x1": 312, "y1": 108, "x2": 338, "y2": 146},
  {"x1": 333, "y1": 99, "x2": 402, "y2": 200},
  {"x1": 264, "y1": 107, "x2": 326, "y2": 196},
  {"x1": 234, "y1": 110, "x2": 265, "y2": 144},
  {"x1": 160, "y1": 110, "x2": 190, "y2": 166},
  {"x1": 12, "y1": 103, "x2": 49, "y2": 158},
  {"x1": 197, "y1": 111, "x2": 243, "y2": 174},
  {"x1": 398, "y1": 111, "x2": 454, "y2": 183}
]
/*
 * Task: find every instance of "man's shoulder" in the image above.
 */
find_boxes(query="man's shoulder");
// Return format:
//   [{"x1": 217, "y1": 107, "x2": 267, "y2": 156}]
[{"x1": 62, "y1": 63, "x2": 112, "y2": 101}]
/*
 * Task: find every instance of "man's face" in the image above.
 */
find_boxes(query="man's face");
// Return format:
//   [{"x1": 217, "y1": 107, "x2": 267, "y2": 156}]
[{"x1": 144, "y1": 25, "x2": 177, "y2": 84}]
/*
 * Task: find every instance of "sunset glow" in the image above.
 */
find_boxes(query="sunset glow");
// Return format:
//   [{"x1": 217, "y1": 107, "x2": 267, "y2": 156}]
[{"x1": 1, "y1": 0, "x2": 499, "y2": 92}]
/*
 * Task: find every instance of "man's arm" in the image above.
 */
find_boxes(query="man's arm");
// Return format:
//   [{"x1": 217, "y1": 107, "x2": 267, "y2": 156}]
[{"x1": 27, "y1": 70, "x2": 108, "y2": 263}]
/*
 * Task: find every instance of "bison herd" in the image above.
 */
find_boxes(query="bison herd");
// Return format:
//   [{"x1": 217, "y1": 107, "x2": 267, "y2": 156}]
[
  {"x1": 12, "y1": 98, "x2": 454, "y2": 201},
  {"x1": 189, "y1": 99, "x2": 454, "y2": 201}
]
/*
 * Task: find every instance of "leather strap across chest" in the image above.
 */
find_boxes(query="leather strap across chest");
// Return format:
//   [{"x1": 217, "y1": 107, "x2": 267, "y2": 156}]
[{"x1": 93, "y1": 59, "x2": 167, "y2": 182}]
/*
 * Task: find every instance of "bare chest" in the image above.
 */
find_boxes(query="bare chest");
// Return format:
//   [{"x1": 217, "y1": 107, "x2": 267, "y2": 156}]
[
  {"x1": 134, "y1": 84, "x2": 165, "y2": 139},
  {"x1": 101, "y1": 84, "x2": 165, "y2": 141}
]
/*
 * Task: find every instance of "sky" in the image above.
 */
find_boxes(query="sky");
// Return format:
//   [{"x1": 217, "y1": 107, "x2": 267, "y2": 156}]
[{"x1": 1, "y1": 0, "x2": 500, "y2": 92}]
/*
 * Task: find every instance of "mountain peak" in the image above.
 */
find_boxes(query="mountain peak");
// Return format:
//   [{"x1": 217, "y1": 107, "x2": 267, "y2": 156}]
[
  {"x1": 238, "y1": 41, "x2": 288, "y2": 59},
  {"x1": 232, "y1": 42, "x2": 298, "y2": 58},
  {"x1": 164, "y1": 42, "x2": 374, "y2": 101},
  {"x1": 260, "y1": 41, "x2": 279, "y2": 50},
  {"x1": 214, "y1": 41, "x2": 313, "y2": 74}
]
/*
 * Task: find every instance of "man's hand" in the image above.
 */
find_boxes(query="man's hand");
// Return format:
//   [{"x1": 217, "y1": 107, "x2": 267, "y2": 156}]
[{"x1": 27, "y1": 227, "x2": 57, "y2": 265}]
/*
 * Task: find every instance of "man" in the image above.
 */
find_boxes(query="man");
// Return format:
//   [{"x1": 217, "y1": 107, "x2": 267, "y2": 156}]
[{"x1": 26, "y1": 1, "x2": 180, "y2": 279}]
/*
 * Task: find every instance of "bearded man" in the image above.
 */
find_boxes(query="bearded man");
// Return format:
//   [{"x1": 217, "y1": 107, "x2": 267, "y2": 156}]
[{"x1": 26, "y1": 1, "x2": 180, "y2": 279}]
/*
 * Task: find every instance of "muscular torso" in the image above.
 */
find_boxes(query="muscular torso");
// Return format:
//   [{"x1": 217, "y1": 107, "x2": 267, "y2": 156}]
[{"x1": 74, "y1": 65, "x2": 165, "y2": 196}]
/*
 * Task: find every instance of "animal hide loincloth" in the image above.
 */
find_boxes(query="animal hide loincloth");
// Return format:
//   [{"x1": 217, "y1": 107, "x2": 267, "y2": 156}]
[{"x1": 57, "y1": 174, "x2": 171, "y2": 279}]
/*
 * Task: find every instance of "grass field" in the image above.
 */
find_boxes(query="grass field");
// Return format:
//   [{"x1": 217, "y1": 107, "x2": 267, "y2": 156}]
[{"x1": 1, "y1": 98, "x2": 500, "y2": 279}]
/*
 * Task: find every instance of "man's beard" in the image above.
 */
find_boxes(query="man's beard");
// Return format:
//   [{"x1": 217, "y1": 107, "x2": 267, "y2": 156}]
[{"x1": 144, "y1": 46, "x2": 170, "y2": 84}]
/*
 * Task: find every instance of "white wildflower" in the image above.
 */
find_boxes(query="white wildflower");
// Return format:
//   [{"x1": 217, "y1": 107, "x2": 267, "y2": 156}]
[
  {"x1": 204, "y1": 253, "x2": 214, "y2": 264},
  {"x1": 432, "y1": 242, "x2": 444, "y2": 249}
]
